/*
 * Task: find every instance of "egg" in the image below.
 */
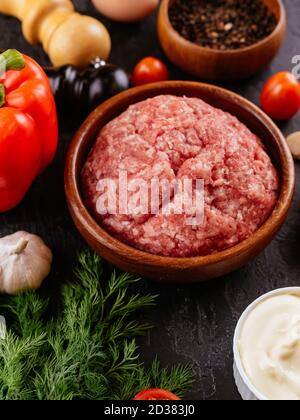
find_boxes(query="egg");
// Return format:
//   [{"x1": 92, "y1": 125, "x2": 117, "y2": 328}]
[{"x1": 92, "y1": 0, "x2": 159, "y2": 23}]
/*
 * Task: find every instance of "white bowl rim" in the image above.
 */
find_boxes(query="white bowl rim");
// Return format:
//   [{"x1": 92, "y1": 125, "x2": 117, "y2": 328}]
[{"x1": 233, "y1": 286, "x2": 300, "y2": 401}]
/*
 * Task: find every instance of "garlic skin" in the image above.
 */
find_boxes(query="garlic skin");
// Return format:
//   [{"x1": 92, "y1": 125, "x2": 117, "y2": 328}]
[{"x1": 0, "y1": 231, "x2": 52, "y2": 295}]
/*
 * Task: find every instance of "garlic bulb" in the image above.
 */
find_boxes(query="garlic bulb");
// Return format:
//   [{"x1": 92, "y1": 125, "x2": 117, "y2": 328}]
[{"x1": 0, "y1": 231, "x2": 52, "y2": 295}]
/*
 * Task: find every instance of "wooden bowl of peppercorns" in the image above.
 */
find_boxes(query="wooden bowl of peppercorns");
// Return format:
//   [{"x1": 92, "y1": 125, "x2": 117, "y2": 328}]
[{"x1": 158, "y1": 0, "x2": 286, "y2": 82}]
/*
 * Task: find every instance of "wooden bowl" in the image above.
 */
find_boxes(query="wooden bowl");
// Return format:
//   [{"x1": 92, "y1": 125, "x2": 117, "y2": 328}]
[
  {"x1": 65, "y1": 81, "x2": 294, "y2": 283},
  {"x1": 158, "y1": 0, "x2": 287, "y2": 82}
]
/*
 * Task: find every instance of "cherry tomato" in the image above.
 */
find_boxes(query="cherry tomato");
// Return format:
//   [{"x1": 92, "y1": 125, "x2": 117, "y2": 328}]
[
  {"x1": 132, "y1": 57, "x2": 169, "y2": 87},
  {"x1": 133, "y1": 388, "x2": 180, "y2": 400},
  {"x1": 261, "y1": 71, "x2": 300, "y2": 120}
]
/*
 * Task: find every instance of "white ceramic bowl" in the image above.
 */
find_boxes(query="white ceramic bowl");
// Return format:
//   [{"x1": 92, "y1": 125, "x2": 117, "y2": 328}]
[{"x1": 233, "y1": 287, "x2": 300, "y2": 401}]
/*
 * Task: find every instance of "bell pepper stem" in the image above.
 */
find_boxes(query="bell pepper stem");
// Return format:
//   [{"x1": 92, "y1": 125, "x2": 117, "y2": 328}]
[
  {"x1": 0, "y1": 50, "x2": 25, "y2": 107},
  {"x1": 0, "y1": 84, "x2": 5, "y2": 108},
  {"x1": 0, "y1": 49, "x2": 25, "y2": 72}
]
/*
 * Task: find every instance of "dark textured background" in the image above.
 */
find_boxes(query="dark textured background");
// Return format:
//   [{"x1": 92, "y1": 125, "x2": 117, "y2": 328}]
[{"x1": 0, "y1": 0, "x2": 299, "y2": 400}]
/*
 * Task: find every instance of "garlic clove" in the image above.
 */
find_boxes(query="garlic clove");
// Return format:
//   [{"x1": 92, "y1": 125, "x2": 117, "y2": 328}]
[{"x1": 286, "y1": 132, "x2": 300, "y2": 160}]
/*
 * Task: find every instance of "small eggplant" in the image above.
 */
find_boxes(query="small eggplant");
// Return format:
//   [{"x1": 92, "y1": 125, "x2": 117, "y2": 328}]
[{"x1": 45, "y1": 59, "x2": 130, "y2": 120}]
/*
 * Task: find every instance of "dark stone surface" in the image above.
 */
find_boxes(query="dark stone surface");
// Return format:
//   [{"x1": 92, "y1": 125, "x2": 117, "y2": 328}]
[{"x1": 0, "y1": 0, "x2": 299, "y2": 400}]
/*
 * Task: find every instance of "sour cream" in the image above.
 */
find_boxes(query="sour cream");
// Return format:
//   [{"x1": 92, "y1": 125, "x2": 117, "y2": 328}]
[{"x1": 239, "y1": 292, "x2": 300, "y2": 400}]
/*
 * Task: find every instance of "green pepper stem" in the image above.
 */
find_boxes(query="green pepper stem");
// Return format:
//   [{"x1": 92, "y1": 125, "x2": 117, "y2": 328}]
[
  {"x1": 0, "y1": 50, "x2": 25, "y2": 108},
  {"x1": 0, "y1": 49, "x2": 25, "y2": 74},
  {"x1": 0, "y1": 84, "x2": 5, "y2": 108}
]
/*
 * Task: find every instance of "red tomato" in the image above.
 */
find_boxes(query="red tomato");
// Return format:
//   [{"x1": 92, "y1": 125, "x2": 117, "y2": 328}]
[
  {"x1": 132, "y1": 57, "x2": 169, "y2": 87},
  {"x1": 133, "y1": 388, "x2": 180, "y2": 400},
  {"x1": 261, "y1": 71, "x2": 300, "y2": 120}
]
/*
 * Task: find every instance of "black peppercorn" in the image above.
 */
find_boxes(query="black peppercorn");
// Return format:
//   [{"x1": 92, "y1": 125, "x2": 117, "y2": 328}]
[{"x1": 169, "y1": 0, "x2": 278, "y2": 50}]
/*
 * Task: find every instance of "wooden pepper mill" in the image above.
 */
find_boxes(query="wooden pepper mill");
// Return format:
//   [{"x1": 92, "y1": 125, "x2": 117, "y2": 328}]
[{"x1": 0, "y1": 0, "x2": 111, "y2": 67}]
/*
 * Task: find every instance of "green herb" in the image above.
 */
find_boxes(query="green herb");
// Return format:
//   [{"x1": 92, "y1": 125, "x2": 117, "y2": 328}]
[{"x1": 0, "y1": 251, "x2": 193, "y2": 400}]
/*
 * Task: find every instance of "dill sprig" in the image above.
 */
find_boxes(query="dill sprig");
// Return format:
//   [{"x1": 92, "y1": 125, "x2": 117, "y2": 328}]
[{"x1": 0, "y1": 250, "x2": 193, "y2": 400}]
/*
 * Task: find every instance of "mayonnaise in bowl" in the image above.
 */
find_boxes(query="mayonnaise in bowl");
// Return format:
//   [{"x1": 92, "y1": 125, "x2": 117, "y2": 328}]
[{"x1": 234, "y1": 288, "x2": 300, "y2": 401}]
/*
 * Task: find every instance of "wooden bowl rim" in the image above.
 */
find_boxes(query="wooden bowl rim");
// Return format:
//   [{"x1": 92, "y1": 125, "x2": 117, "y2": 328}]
[
  {"x1": 159, "y1": 0, "x2": 286, "y2": 56},
  {"x1": 65, "y1": 81, "x2": 295, "y2": 270}
]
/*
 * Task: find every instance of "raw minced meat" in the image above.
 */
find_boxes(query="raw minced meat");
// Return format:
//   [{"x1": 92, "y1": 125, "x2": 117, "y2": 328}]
[{"x1": 82, "y1": 95, "x2": 279, "y2": 257}]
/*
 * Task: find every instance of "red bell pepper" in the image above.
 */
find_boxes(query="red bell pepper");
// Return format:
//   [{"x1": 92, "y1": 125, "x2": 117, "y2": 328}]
[{"x1": 0, "y1": 49, "x2": 58, "y2": 212}]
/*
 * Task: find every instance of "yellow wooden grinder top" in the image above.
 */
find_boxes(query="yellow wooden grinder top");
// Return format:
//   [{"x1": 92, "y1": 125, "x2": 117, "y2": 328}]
[{"x1": 0, "y1": 0, "x2": 111, "y2": 67}]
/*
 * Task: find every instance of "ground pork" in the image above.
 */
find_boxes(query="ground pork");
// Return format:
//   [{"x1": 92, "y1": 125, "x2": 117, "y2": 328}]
[{"x1": 82, "y1": 95, "x2": 279, "y2": 257}]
